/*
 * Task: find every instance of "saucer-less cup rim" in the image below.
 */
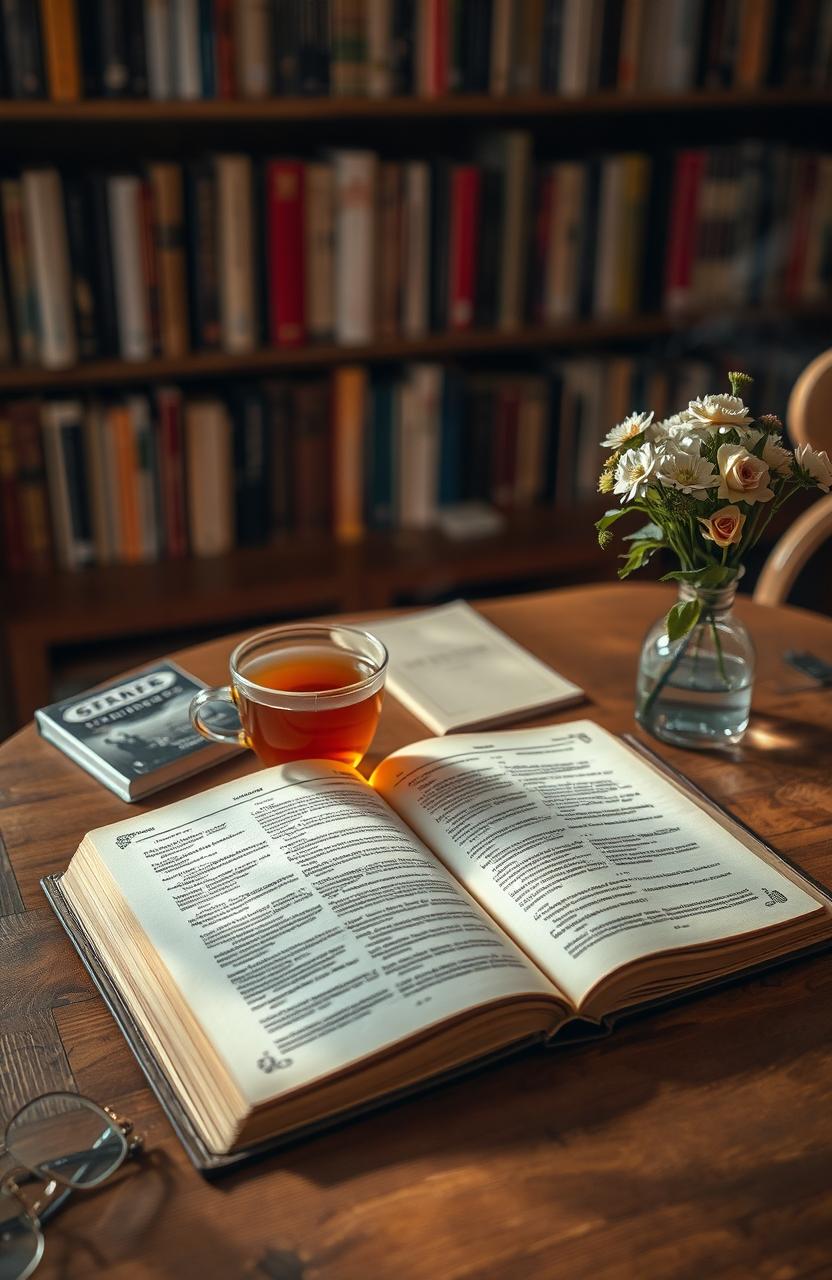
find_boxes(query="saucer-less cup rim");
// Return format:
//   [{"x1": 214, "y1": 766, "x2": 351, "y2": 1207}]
[{"x1": 189, "y1": 623, "x2": 389, "y2": 749}]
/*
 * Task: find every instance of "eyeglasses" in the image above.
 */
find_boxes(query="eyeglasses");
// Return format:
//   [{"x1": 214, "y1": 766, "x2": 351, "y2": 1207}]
[{"x1": 0, "y1": 1092, "x2": 142, "y2": 1280}]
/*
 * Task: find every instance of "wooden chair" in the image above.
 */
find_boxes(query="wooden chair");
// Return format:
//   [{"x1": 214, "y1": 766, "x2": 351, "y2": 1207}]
[{"x1": 754, "y1": 349, "x2": 832, "y2": 608}]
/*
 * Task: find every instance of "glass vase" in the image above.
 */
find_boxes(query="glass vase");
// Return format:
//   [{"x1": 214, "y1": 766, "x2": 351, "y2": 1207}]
[{"x1": 635, "y1": 580, "x2": 755, "y2": 749}]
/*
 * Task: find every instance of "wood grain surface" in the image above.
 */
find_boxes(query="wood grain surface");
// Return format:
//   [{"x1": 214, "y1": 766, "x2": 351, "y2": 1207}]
[{"x1": 1, "y1": 583, "x2": 832, "y2": 1280}]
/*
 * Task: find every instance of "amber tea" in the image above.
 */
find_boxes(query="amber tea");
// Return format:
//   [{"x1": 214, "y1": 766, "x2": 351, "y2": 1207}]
[{"x1": 190, "y1": 625, "x2": 388, "y2": 768}]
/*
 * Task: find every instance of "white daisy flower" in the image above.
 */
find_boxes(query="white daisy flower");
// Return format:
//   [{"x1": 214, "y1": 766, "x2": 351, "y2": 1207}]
[
  {"x1": 687, "y1": 394, "x2": 753, "y2": 431},
  {"x1": 795, "y1": 443, "x2": 832, "y2": 493},
  {"x1": 613, "y1": 443, "x2": 660, "y2": 503},
  {"x1": 656, "y1": 446, "x2": 719, "y2": 500},
  {"x1": 600, "y1": 410, "x2": 654, "y2": 450},
  {"x1": 762, "y1": 435, "x2": 793, "y2": 476}
]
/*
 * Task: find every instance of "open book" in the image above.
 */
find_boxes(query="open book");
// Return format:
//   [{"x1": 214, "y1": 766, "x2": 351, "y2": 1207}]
[{"x1": 46, "y1": 720, "x2": 832, "y2": 1168}]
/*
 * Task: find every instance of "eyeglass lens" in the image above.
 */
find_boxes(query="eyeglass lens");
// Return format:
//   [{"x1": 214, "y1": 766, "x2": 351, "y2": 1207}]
[
  {"x1": 6, "y1": 1095, "x2": 127, "y2": 1189},
  {"x1": 0, "y1": 1199, "x2": 43, "y2": 1280}
]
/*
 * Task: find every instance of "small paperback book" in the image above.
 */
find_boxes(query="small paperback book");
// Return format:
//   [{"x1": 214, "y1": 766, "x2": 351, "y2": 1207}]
[
  {"x1": 35, "y1": 661, "x2": 241, "y2": 802},
  {"x1": 368, "y1": 599, "x2": 585, "y2": 734}
]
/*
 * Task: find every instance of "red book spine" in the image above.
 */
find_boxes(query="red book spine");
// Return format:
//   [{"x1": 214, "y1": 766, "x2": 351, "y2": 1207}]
[
  {"x1": 664, "y1": 150, "x2": 704, "y2": 311},
  {"x1": 267, "y1": 160, "x2": 306, "y2": 347},
  {"x1": 139, "y1": 179, "x2": 162, "y2": 356},
  {"x1": 430, "y1": 0, "x2": 449, "y2": 95},
  {"x1": 0, "y1": 418, "x2": 26, "y2": 572},
  {"x1": 448, "y1": 165, "x2": 481, "y2": 331},
  {"x1": 492, "y1": 387, "x2": 519, "y2": 509},
  {"x1": 157, "y1": 390, "x2": 188, "y2": 557},
  {"x1": 214, "y1": 0, "x2": 236, "y2": 98},
  {"x1": 785, "y1": 156, "x2": 817, "y2": 305}
]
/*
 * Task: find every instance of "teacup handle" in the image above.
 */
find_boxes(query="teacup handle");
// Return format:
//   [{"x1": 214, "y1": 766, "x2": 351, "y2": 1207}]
[{"x1": 190, "y1": 686, "x2": 248, "y2": 748}]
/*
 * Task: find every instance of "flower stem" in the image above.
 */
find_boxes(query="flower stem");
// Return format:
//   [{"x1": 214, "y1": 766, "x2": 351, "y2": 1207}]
[
  {"x1": 709, "y1": 612, "x2": 729, "y2": 686},
  {"x1": 639, "y1": 626, "x2": 695, "y2": 724}
]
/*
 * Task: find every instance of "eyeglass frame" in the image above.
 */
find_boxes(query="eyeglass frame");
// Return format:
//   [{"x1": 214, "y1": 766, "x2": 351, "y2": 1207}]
[{"x1": 0, "y1": 1092, "x2": 143, "y2": 1280}]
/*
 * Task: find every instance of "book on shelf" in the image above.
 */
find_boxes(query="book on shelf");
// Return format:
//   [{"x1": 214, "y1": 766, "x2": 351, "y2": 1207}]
[
  {"x1": 1, "y1": 0, "x2": 830, "y2": 103},
  {"x1": 44, "y1": 718, "x2": 832, "y2": 1169},
  {"x1": 2, "y1": 137, "x2": 830, "y2": 373},
  {"x1": 35, "y1": 658, "x2": 242, "y2": 800},
  {"x1": 0, "y1": 342, "x2": 817, "y2": 574}
]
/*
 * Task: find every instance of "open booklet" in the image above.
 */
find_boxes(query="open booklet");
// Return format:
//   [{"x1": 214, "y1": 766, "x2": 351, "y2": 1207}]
[{"x1": 46, "y1": 720, "x2": 832, "y2": 1166}]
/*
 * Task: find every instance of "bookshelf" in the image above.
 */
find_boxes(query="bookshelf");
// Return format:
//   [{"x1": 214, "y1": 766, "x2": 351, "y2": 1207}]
[{"x1": 1, "y1": 0, "x2": 832, "y2": 728}]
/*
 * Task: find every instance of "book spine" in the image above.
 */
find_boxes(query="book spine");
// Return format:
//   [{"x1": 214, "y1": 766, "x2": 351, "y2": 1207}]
[
  {"x1": 129, "y1": 395, "x2": 160, "y2": 561},
  {"x1": 559, "y1": 0, "x2": 593, "y2": 94},
  {"x1": 0, "y1": 412, "x2": 27, "y2": 571},
  {"x1": 39, "y1": 0, "x2": 81, "y2": 100},
  {"x1": 1, "y1": 178, "x2": 40, "y2": 365},
  {"x1": 83, "y1": 402, "x2": 114, "y2": 565},
  {"x1": 198, "y1": 0, "x2": 216, "y2": 96},
  {"x1": 376, "y1": 162, "x2": 402, "y2": 339},
  {"x1": 107, "y1": 174, "x2": 152, "y2": 361},
  {"x1": 87, "y1": 173, "x2": 120, "y2": 357},
  {"x1": 332, "y1": 365, "x2": 367, "y2": 542},
  {"x1": 498, "y1": 132, "x2": 532, "y2": 330},
  {"x1": 305, "y1": 161, "x2": 334, "y2": 342},
  {"x1": 401, "y1": 160, "x2": 430, "y2": 338},
  {"x1": 9, "y1": 400, "x2": 53, "y2": 568},
  {"x1": 511, "y1": 0, "x2": 543, "y2": 92},
  {"x1": 462, "y1": 0, "x2": 491, "y2": 91},
  {"x1": 234, "y1": 0, "x2": 272, "y2": 97},
  {"x1": 266, "y1": 160, "x2": 306, "y2": 348},
  {"x1": 398, "y1": 363, "x2": 440, "y2": 528},
  {"x1": 22, "y1": 168, "x2": 78, "y2": 370},
  {"x1": 292, "y1": 381, "x2": 331, "y2": 532},
  {"x1": 334, "y1": 150, "x2": 377, "y2": 345},
  {"x1": 144, "y1": 0, "x2": 174, "y2": 99},
  {"x1": 665, "y1": 149, "x2": 704, "y2": 313},
  {"x1": 489, "y1": 0, "x2": 512, "y2": 93},
  {"x1": 437, "y1": 369, "x2": 463, "y2": 505},
  {"x1": 126, "y1": 0, "x2": 148, "y2": 94},
  {"x1": 785, "y1": 154, "x2": 817, "y2": 305},
  {"x1": 214, "y1": 0, "x2": 236, "y2": 96},
  {"x1": 391, "y1": 0, "x2": 414, "y2": 91},
  {"x1": 365, "y1": 376, "x2": 394, "y2": 527},
  {"x1": 185, "y1": 161, "x2": 221, "y2": 348},
  {"x1": 216, "y1": 154, "x2": 257, "y2": 353},
  {"x1": 232, "y1": 387, "x2": 269, "y2": 544},
  {"x1": 366, "y1": 0, "x2": 393, "y2": 96},
  {"x1": 617, "y1": 0, "x2": 643, "y2": 90},
  {"x1": 139, "y1": 177, "x2": 162, "y2": 355},
  {"x1": 331, "y1": 0, "x2": 368, "y2": 96},
  {"x1": 98, "y1": 0, "x2": 130, "y2": 96},
  {"x1": 735, "y1": 0, "x2": 771, "y2": 87},
  {"x1": 185, "y1": 399, "x2": 234, "y2": 556},
  {"x1": 2, "y1": 0, "x2": 46, "y2": 98},
  {"x1": 447, "y1": 164, "x2": 481, "y2": 331},
  {"x1": 156, "y1": 387, "x2": 188, "y2": 556},
  {"x1": 110, "y1": 402, "x2": 142, "y2": 561},
  {"x1": 149, "y1": 162, "x2": 190, "y2": 357},
  {"x1": 63, "y1": 177, "x2": 99, "y2": 360},
  {"x1": 42, "y1": 401, "x2": 93, "y2": 570},
  {"x1": 172, "y1": 0, "x2": 202, "y2": 97},
  {"x1": 264, "y1": 380, "x2": 292, "y2": 534}
]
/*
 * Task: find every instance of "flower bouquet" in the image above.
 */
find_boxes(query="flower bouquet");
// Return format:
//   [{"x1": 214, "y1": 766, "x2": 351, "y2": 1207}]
[{"x1": 596, "y1": 371, "x2": 832, "y2": 748}]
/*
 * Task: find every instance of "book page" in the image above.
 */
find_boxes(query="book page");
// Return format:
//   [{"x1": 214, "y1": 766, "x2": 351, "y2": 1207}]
[
  {"x1": 85, "y1": 761, "x2": 557, "y2": 1106},
  {"x1": 371, "y1": 721, "x2": 822, "y2": 1008}
]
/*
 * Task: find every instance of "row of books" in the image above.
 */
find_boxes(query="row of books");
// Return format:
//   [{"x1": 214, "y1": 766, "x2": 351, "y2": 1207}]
[
  {"x1": 4, "y1": 0, "x2": 832, "y2": 102},
  {"x1": 0, "y1": 347, "x2": 809, "y2": 573},
  {"x1": 2, "y1": 140, "x2": 831, "y2": 372}
]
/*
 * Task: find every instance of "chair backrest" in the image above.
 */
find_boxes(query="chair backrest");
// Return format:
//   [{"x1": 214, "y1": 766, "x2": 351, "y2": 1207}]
[
  {"x1": 754, "y1": 349, "x2": 832, "y2": 606},
  {"x1": 787, "y1": 348, "x2": 832, "y2": 453}
]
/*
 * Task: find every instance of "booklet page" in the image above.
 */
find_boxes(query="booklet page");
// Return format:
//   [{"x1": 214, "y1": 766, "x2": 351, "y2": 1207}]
[
  {"x1": 86, "y1": 761, "x2": 555, "y2": 1104},
  {"x1": 371, "y1": 721, "x2": 821, "y2": 1008}
]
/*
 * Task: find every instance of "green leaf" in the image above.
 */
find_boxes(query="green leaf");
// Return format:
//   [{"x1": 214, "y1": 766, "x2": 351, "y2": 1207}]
[
  {"x1": 660, "y1": 564, "x2": 737, "y2": 588},
  {"x1": 595, "y1": 507, "x2": 633, "y2": 533},
  {"x1": 617, "y1": 538, "x2": 664, "y2": 579},
  {"x1": 660, "y1": 568, "x2": 706, "y2": 583},
  {"x1": 666, "y1": 597, "x2": 702, "y2": 641},
  {"x1": 622, "y1": 521, "x2": 664, "y2": 543}
]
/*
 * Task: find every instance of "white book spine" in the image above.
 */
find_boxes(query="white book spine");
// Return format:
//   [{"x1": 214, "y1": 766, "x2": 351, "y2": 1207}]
[
  {"x1": 144, "y1": 0, "x2": 174, "y2": 99},
  {"x1": 305, "y1": 162, "x2": 334, "y2": 340},
  {"x1": 235, "y1": 0, "x2": 272, "y2": 98},
  {"x1": 402, "y1": 161, "x2": 429, "y2": 337},
  {"x1": 216, "y1": 155, "x2": 257, "y2": 354},
  {"x1": 366, "y1": 0, "x2": 393, "y2": 97},
  {"x1": 559, "y1": 0, "x2": 594, "y2": 95},
  {"x1": 334, "y1": 151, "x2": 377, "y2": 345},
  {"x1": 21, "y1": 169, "x2": 77, "y2": 370},
  {"x1": 489, "y1": 0, "x2": 513, "y2": 94},
  {"x1": 41, "y1": 401, "x2": 92, "y2": 570},
  {"x1": 172, "y1": 0, "x2": 202, "y2": 99},
  {"x1": 107, "y1": 176, "x2": 152, "y2": 362},
  {"x1": 185, "y1": 400, "x2": 233, "y2": 556},
  {"x1": 398, "y1": 365, "x2": 440, "y2": 529}
]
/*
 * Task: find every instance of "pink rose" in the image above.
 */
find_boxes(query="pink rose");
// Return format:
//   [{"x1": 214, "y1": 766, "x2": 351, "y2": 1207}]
[
  {"x1": 716, "y1": 444, "x2": 774, "y2": 505},
  {"x1": 698, "y1": 504, "x2": 746, "y2": 548}
]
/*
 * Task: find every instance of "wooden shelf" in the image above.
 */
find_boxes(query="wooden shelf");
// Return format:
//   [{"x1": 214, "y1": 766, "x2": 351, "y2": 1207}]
[
  {"x1": 1, "y1": 307, "x2": 830, "y2": 392},
  {"x1": 1, "y1": 88, "x2": 831, "y2": 124}
]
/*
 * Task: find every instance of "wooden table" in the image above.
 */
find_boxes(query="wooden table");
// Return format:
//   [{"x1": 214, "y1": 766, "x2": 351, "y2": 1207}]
[{"x1": 2, "y1": 583, "x2": 832, "y2": 1280}]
